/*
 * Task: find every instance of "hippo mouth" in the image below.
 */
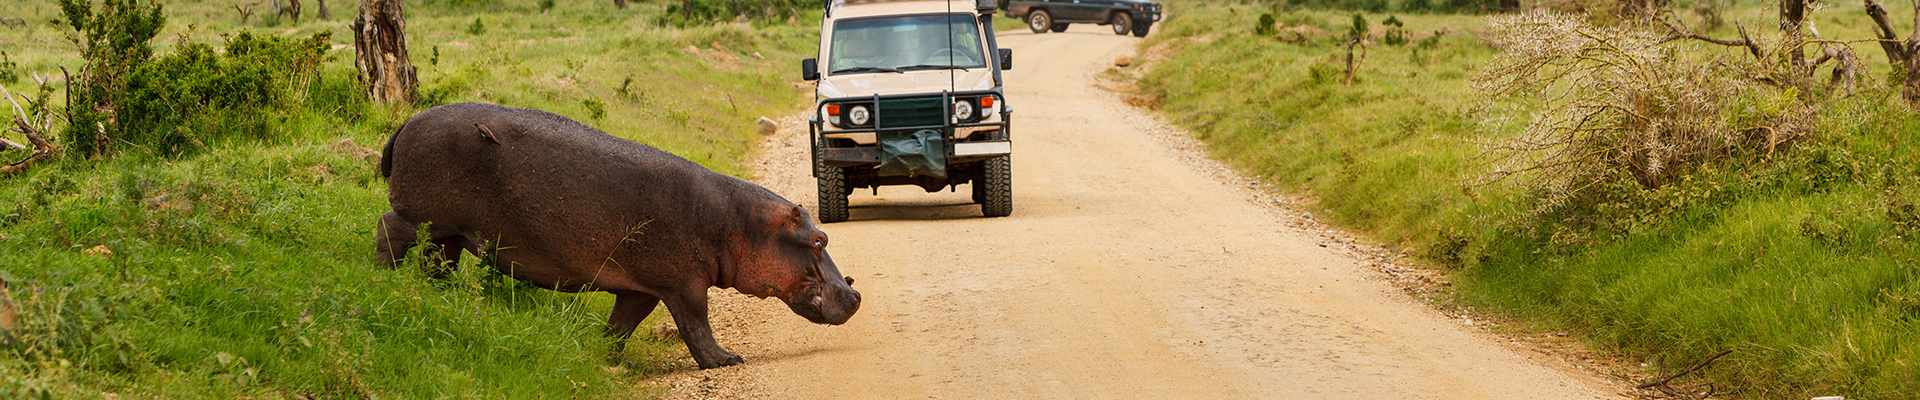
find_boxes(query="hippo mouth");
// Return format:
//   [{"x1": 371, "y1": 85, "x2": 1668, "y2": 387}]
[{"x1": 787, "y1": 279, "x2": 861, "y2": 325}]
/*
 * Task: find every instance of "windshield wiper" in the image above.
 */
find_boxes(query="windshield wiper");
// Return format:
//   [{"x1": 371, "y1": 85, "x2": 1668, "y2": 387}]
[
  {"x1": 898, "y1": 64, "x2": 970, "y2": 71},
  {"x1": 831, "y1": 66, "x2": 903, "y2": 74}
]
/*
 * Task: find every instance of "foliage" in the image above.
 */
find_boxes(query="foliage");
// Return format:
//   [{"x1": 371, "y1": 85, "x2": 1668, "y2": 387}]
[
  {"x1": 467, "y1": 17, "x2": 487, "y2": 35},
  {"x1": 659, "y1": 0, "x2": 822, "y2": 27},
  {"x1": 0, "y1": 51, "x2": 18, "y2": 84},
  {"x1": 1346, "y1": 13, "x2": 1368, "y2": 41},
  {"x1": 1381, "y1": 15, "x2": 1408, "y2": 45},
  {"x1": 119, "y1": 31, "x2": 332, "y2": 156},
  {"x1": 1472, "y1": 12, "x2": 1787, "y2": 215},
  {"x1": 1257, "y1": 13, "x2": 1278, "y2": 36},
  {"x1": 56, "y1": 0, "x2": 166, "y2": 158}
]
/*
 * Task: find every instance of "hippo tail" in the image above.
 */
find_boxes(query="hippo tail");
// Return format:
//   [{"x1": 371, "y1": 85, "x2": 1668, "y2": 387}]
[{"x1": 380, "y1": 121, "x2": 404, "y2": 179}]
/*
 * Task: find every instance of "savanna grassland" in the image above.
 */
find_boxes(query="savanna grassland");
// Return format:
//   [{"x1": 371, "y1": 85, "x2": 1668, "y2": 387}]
[
  {"x1": 0, "y1": 0, "x2": 824, "y2": 398},
  {"x1": 1133, "y1": 0, "x2": 1920, "y2": 398}
]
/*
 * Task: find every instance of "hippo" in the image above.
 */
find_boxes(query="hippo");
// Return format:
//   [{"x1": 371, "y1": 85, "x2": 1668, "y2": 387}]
[{"x1": 374, "y1": 102, "x2": 861, "y2": 369}]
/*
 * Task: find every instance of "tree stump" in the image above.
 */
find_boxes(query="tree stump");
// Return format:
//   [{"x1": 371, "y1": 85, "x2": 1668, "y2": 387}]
[{"x1": 354, "y1": 0, "x2": 418, "y2": 104}]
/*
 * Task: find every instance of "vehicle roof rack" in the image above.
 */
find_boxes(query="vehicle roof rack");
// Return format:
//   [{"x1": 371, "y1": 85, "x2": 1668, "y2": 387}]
[{"x1": 825, "y1": 0, "x2": 997, "y2": 17}]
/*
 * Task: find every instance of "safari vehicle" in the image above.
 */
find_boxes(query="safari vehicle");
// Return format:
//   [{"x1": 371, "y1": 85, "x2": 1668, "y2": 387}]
[
  {"x1": 801, "y1": 0, "x2": 1014, "y2": 223},
  {"x1": 1000, "y1": 0, "x2": 1161, "y2": 37}
]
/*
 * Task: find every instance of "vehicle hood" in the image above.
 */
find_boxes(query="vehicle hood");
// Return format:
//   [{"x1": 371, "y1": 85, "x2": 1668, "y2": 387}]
[{"x1": 817, "y1": 69, "x2": 996, "y2": 99}]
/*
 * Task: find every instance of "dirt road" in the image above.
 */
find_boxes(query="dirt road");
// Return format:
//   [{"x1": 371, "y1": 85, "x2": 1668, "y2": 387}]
[{"x1": 655, "y1": 29, "x2": 1625, "y2": 399}]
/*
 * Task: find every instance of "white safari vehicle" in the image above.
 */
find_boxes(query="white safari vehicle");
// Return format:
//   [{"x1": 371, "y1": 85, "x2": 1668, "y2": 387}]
[{"x1": 801, "y1": 0, "x2": 1014, "y2": 223}]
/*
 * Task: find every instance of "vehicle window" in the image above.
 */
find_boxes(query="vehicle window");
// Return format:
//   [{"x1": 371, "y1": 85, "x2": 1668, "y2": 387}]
[{"x1": 829, "y1": 14, "x2": 987, "y2": 74}]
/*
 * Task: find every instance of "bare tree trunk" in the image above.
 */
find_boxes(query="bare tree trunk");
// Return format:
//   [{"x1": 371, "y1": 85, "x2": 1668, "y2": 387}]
[
  {"x1": 1865, "y1": 0, "x2": 1920, "y2": 107},
  {"x1": 615, "y1": 0, "x2": 627, "y2": 9},
  {"x1": 317, "y1": 0, "x2": 331, "y2": 20},
  {"x1": 354, "y1": 0, "x2": 417, "y2": 104}
]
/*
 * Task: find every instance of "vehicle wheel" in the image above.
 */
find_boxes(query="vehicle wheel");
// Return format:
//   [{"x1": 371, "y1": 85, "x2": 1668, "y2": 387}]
[
  {"x1": 977, "y1": 129, "x2": 1012, "y2": 218},
  {"x1": 1027, "y1": 10, "x2": 1052, "y2": 34},
  {"x1": 1110, "y1": 13, "x2": 1132, "y2": 35},
  {"x1": 817, "y1": 165, "x2": 849, "y2": 223},
  {"x1": 979, "y1": 155, "x2": 1012, "y2": 217},
  {"x1": 1131, "y1": 21, "x2": 1152, "y2": 37},
  {"x1": 1050, "y1": 23, "x2": 1069, "y2": 33}
]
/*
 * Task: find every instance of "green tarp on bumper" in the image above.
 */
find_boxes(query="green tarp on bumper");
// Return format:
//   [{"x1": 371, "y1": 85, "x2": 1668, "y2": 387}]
[{"x1": 876, "y1": 129, "x2": 946, "y2": 178}]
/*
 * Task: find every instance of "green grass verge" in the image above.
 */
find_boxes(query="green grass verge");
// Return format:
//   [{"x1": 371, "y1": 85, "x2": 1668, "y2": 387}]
[
  {"x1": 0, "y1": 0, "x2": 821, "y2": 397},
  {"x1": 1137, "y1": 1, "x2": 1920, "y2": 398}
]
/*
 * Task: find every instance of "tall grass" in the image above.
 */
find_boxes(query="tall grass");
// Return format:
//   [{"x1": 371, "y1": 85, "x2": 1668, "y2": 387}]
[
  {"x1": 1138, "y1": 1, "x2": 1920, "y2": 398},
  {"x1": 0, "y1": 0, "x2": 821, "y2": 397}
]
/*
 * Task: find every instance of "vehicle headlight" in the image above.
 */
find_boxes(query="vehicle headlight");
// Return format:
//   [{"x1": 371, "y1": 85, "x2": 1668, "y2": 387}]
[
  {"x1": 953, "y1": 100, "x2": 974, "y2": 121},
  {"x1": 848, "y1": 105, "x2": 870, "y2": 125}
]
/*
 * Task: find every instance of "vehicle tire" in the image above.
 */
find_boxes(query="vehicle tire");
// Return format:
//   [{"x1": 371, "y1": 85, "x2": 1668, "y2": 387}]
[
  {"x1": 977, "y1": 129, "x2": 1012, "y2": 218},
  {"x1": 979, "y1": 155, "x2": 1012, "y2": 217},
  {"x1": 1131, "y1": 21, "x2": 1152, "y2": 37},
  {"x1": 1110, "y1": 12, "x2": 1132, "y2": 35},
  {"x1": 1027, "y1": 10, "x2": 1052, "y2": 34},
  {"x1": 817, "y1": 165, "x2": 849, "y2": 223},
  {"x1": 1050, "y1": 23, "x2": 1069, "y2": 32}
]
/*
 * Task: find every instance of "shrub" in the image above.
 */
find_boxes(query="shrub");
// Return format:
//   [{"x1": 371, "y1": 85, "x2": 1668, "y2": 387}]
[
  {"x1": 1381, "y1": 15, "x2": 1408, "y2": 45},
  {"x1": 1471, "y1": 11, "x2": 1815, "y2": 233},
  {"x1": 57, "y1": 0, "x2": 167, "y2": 157},
  {"x1": 117, "y1": 31, "x2": 331, "y2": 155},
  {"x1": 1256, "y1": 13, "x2": 1277, "y2": 36},
  {"x1": 466, "y1": 17, "x2": 487, "y2": 35},
  {"x1": 0, "y1": 51, "x2": 17, "y2": 84},
  {"x1": 659, "y1": 0, "x2": 822, "y2": 26}
]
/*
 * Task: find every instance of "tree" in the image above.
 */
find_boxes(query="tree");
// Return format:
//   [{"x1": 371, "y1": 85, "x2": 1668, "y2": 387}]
[{"x1": 353, "y1": 0, "x2": 417, "y2": 104}]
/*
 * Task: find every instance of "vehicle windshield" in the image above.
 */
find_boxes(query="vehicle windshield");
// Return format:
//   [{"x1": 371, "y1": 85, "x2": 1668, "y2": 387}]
[{"x1": 829, "y1": 14, "x2": 987, "y2": 75}]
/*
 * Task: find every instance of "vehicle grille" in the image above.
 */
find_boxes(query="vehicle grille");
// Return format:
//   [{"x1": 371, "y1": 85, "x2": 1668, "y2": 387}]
[{"x1": 875, "y1": 97, "x2": 945, "y2": 129}]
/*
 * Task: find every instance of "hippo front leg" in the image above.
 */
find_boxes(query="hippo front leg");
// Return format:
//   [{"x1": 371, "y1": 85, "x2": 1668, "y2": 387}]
[{"x1": 660, "y1": 290, "x2": 742, "y2": 369}]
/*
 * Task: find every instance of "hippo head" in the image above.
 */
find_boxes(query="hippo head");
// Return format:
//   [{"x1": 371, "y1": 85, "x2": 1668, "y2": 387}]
[{"x1": 737, "y1": 204, "x2": 861, "y2": 325}]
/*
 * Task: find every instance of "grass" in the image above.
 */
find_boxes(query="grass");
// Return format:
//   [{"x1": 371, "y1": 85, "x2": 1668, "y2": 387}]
[
  {"x1": 1135, "y1": 1, "x2": 1920, "y2": 398},
  {"x1": 0, "y1": 0, "x2": 823, "y2": 397}
]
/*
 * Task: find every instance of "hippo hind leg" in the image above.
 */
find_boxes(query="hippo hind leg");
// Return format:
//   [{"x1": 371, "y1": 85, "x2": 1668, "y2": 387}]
[
  {"x1": 375, "y1": 211, "x2": 418, "y2": 268},
  {"x1": 604, "y1": 291, "x2": 661, "y2": 362},
  {"x1": 374, "y1": 211, "x2": 479, "y2": 279}
]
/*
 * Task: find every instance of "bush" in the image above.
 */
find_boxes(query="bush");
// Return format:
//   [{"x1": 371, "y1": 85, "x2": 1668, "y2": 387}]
[
  {"x1": 1470, "y1": 12, "x2": 1795, "y2": 223},
  {"x1": 118, "y1": 31, "x2": 331, "y2": 155},
  {"x1": 0, "y1": 52, "x2": 17, "y2": 84},
  {"x1": 659, "y1": 0, "x2": 822, "y2": 26},
  {"x1": 57, "y1": 0, "x2": 330, "y2": 157},
  {"x1": 57, "y1": 0, "x2": 167, "y2": 158},
  {"x1": 1256, "y1": 13, "x2": 1278, "y2": 36}
]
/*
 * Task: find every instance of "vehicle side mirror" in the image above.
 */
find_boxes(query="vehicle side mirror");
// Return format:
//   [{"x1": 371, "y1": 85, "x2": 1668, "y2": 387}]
[
  {"x1": 998, "y1": 49, "x2": 1012, "y2": 70},
  {"x1": 802, "y1": 58, "x2": 819, "y2": 81}
]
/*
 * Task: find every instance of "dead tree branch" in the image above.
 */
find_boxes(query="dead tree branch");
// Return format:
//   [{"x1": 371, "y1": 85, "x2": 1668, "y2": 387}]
[
  {"x1": 1637, "y1": 349, "x2": 1734, "y2": 390},
  {"x1": 0, "y1": 83, "x2": 58, "y2": 175},
  {"x1": 1659, "y1": 18, "x2": 1764, "y2": 61}
]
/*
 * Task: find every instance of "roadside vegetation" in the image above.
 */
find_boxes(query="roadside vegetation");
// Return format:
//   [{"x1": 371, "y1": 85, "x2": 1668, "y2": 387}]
[
  {"x1": 1134, "y1": 0, "x2": 1918, "y2": 398},
  {"x1": 0, "y1": 0, "x2": 821, "y2": 397}
]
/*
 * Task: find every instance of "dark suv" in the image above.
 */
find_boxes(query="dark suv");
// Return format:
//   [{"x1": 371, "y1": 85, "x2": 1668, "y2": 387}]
[{"x1": 1001, "y1": 0, "x2": 1161, "y2": 37}]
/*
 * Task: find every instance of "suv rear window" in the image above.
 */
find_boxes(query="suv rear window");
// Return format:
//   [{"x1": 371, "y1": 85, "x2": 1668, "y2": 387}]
[{"x1": 830, "y1": 14, "x2": 987, "y2": 74}]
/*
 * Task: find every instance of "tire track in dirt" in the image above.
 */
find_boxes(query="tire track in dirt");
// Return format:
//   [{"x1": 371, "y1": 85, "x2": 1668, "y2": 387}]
[{"x1": 648, "y1": 29, "x2": 1627, "y2": 400}]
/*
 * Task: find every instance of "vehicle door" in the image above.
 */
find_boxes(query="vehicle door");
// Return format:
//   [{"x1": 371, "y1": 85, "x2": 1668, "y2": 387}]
[
  {"x1": 1050, "y1": 0, "x2": 1098, "y2": 21},
  {"x1": 1079, "y1": 0, "x2": 1120, "y2": 22}
]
